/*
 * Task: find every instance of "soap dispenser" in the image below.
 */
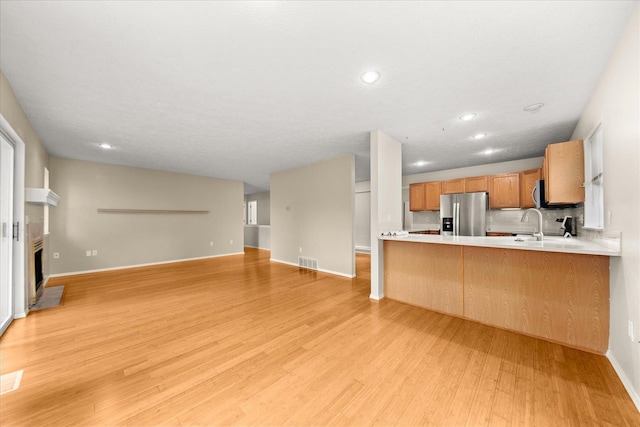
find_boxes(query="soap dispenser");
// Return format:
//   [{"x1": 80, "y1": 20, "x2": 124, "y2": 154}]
[{"x1": 556, "y1": 216, "x2": 576, "y2": 237}]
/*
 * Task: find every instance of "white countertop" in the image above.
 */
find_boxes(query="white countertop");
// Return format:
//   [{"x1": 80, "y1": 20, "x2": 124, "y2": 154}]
[{"x1": 379, "y1": 234, "x2": 620, "y2": 256}]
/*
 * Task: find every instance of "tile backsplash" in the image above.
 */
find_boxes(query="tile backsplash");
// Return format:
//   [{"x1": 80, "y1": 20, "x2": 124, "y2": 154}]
[
  {"x1": 487, "y1": 207, "x2": 580, "y2": 236},
  {"x1": 407, "y1": 205, "x2": 621, "y2": 252},
  {"x1": 409, "y1": 206, "x2": 584, "y2": 236}
]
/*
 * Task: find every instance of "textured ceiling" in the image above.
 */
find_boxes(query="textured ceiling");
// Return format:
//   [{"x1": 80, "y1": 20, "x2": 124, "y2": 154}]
[{"x1": 0, "y1": 1, "x2": 636, "y2": 193}]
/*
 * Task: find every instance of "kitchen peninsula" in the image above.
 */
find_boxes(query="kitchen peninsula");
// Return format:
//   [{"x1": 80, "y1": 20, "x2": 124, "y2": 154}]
[{"x1": 378, "y1": 234, "x2": 619, "y2": 354}]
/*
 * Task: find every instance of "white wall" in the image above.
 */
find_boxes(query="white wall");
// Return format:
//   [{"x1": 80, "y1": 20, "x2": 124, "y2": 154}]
[
  {"x1": 570, "y1": 6, "x2": 640, "y2": 409},
  {"x1": 49, "y1": 157, "x2": 244, "y2": 274},
  {"x1": 270, "y1": 154, "x2": 355, "y2": 277}
]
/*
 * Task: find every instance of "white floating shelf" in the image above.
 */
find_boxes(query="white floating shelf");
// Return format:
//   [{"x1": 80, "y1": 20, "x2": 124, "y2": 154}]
[
  {"x1": 25, "y1": 188, "x2": 60, "y2": 206},
  {"x1": 97, "y1": 209, "x2": 209, "y2": 214}
]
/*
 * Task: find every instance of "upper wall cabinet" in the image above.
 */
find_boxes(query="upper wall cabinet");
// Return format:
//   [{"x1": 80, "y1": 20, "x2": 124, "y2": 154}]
[
  {"x1": 442, "y1": 178, "x2": 464, "y2": 194},
  {"x1": 519, "y1": 168, "x2": 541, "y2": 208},
  {"x1": 464, "y1": 176, "x2": 488, "y2": 193},
  {"x1": 409, "y1": 183, "x2": 427, "y2": 211},
  {"x1": 409, "y1": 181, "x2": 441, "y2": 211},
  {"x1": 545, "y1": 140, "x2": 585, "y2": 205},
  {"x1": 425, "y1": 181, "x2": 442, "y2": 211},
  {"x1": 489, "y1": 173, "x2": 520, "y2": 208}
]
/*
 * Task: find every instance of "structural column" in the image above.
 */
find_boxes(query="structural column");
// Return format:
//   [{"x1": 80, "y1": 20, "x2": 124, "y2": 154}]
[{"x1": 369, "y1": 130, "x2": 402, "y2": 299}]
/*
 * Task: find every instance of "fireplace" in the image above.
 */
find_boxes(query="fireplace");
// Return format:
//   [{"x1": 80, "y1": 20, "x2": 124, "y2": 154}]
[{"x1": 28, "y1": 223, "x2": 44, "y2": 306}]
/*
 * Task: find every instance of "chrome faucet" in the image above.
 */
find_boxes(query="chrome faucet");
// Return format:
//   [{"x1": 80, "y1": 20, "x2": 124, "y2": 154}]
[{"x1": 521, "y1": 208, "x2": 544, "y2": 241}]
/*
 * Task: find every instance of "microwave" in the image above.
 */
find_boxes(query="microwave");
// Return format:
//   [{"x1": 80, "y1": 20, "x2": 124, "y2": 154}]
[{"x1": 533, "y1": 180, "x2": 577, "y2": 209}]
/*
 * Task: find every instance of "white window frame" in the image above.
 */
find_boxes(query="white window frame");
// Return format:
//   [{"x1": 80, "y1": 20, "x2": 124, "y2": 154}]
[{"x1": 583, "y1": 123, "x2": 604, "y2": 230}]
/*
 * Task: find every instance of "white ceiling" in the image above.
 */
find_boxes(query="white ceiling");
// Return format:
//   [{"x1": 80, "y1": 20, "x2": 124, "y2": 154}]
[{"x1": 0, "y1": 1, "x2": 636, "y2": 193}]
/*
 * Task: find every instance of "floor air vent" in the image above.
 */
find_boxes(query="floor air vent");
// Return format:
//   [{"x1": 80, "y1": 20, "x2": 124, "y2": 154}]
[{"x1": 298, "y1": 256, "x2": 318, "y2": 270}]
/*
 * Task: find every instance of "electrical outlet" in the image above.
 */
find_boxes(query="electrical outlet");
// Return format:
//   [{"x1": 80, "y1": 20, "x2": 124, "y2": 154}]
[
  {"x1": 86, "y1": 250, "x2": 91, "y2": 257},
  {"x1": 629, "y1": 321, "x2": 635, "y2": 342},
  {"x1": 209, "y1": 241, "x2": 213, "y2": 246},
  {"x1": 230, "y1": 240, "x2": 233, "y2": 244},
  {"x1": 607, "y1": 211, "x2": 612, "y2": 225},
  {"x1": 53, "y1": 252, "x2": 60, "y2": 259},
  {"x1": 92, "y1": 250, "x2": 98, "y2": 256},
  {"x1": 299, "y1": 247, "x2": 303, "y2": 253}
]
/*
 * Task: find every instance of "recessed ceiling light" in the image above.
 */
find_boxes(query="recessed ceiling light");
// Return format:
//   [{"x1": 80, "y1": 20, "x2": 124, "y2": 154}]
[
  {"x1": 98, "y1": 143, "x2": 114, "y2": 149},
  {"x1": 459, "y1": 113, "x2": 476, "y2": 121},
  {"x1": 473, "y1": 133, "x2": 487, "y2": 140},
  {"x1": 480, "y1": 148, "x2": 502, "y2": 156},
  {"x1": 360, "y1": 70, "x2": 381, "y2": 84},
  {"x1": 524, "y1": 103, "x2": 544, "y2": 112},
  {"x1": 413, "y1": 160, "x2": 430, "y2": 167}
]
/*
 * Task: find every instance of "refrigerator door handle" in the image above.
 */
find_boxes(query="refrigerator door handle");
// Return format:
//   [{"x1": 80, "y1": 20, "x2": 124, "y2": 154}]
[
  {"x1": 452, "y1": 203, "x2": 455, "y2": 236},
  {"x1": 453, "y1": 203, "x2": 456, "y2": 236},
  {"x1": 453, "y1": 202, "x2": 459, "y2": 236}
]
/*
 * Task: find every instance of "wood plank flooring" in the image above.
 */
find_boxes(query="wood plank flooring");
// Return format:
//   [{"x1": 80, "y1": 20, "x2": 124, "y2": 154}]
[{"x1": 1, "y1": 248, "x2": 638, "y2": 426}]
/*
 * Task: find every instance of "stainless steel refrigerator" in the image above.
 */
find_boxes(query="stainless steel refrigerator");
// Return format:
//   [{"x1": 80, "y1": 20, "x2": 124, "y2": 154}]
[{"x1": 440, "y1": 192, "x2": 488, "y2": 236}]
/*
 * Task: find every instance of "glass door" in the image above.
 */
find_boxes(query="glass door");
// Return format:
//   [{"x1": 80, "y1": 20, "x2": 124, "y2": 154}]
[{"x1": 0, "y1": 134, "x2": 14, "y2": 336}]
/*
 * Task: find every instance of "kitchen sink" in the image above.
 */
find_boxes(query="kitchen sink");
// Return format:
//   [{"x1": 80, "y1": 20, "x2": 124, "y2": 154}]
[{"x1": 512, "y1": 236, "x2": 584, "y2": 249}]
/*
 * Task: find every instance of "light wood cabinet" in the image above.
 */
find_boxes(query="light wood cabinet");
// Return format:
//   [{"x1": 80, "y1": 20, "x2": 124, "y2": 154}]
[
  {"x1": 410, "y1": 181, "x2": 441, "y2": 211},
  {"x1": 408, "y1": 140, "x2": 582, "y2": 210},
  {"x1": 464, "y1": 176, "x2": 488, "y2": 193},
  {"x1": 384, "y1": 240, "x2": 610, "y2": 354},
  {"x1": 463, "y1": 246, "x2": 609, "y2": 354},
  {"x1": 489, "y1": 173, "x2": 520, "y2": 208},
  {"x1": 385, "y1": 241, "x2": 463, "y2": 316},
  {"x1": 442, "y1": 178, "x2": 464, "y2": 194},
  {"x1": 545, "y1": 140, "x2": 585, "y2": 204},
  {"x1": 409, "y1": 183, "x2": 427, "y2": 211},
  {"x1": 425, "y1": 181, "x2": 442, "y2": 211},
  {"x1": 519, "y1": 168, "x2": 541, "y2": 208}
]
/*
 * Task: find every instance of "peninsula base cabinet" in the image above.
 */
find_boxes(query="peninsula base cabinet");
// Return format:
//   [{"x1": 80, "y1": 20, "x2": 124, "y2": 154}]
[
  {"x1": 383, "y1": 240, "x2": 609, "y2": 354},
  {"x1": 384, "y1": 241, "x2": 463, "y2": 316},
  {"x1": 463, "y1": 246, "x2": 609, "y2": 354}
]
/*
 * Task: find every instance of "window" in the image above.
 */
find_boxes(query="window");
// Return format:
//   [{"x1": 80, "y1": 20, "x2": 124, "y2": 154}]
[{"x1": 583, "y1": 124, "x2": 604, "y2": 229}]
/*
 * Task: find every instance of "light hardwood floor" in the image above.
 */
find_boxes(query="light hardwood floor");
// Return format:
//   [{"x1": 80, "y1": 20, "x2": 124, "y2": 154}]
[{"x1": 1, "y1": 248, "x2": 638, "y2": 426}]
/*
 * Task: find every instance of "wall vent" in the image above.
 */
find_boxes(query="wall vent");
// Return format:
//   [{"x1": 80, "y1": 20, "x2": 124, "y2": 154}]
[{"x1": 298, "y1": 256, "x2": 318, "y2": 271}]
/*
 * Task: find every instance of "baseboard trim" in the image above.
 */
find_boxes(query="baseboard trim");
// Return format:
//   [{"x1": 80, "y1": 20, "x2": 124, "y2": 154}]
[
  {"x1": 606, "y1": 350, "x2": 640, "y2": 413},
  {"x1": 269, "y1": 258, "x2": 355, "y2": 279},
  {"x1": 244, "y1": 244, "x2": 271, "y2": 250},
  {"x1": 48, "y1": 252, "x2": 246, "y2": 278},
  {"x1": 369, "y1": 293, "x2": 384, "y2": 300}
]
